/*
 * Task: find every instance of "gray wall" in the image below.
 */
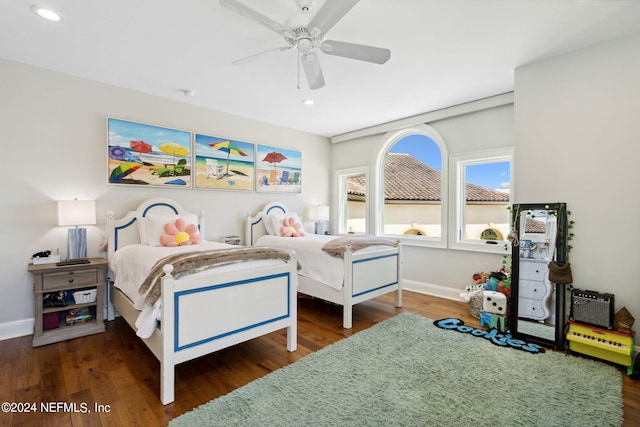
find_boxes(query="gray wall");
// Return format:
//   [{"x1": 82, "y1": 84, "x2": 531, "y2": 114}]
[
  {"x1": 0, "y1": 58, "x2": 330, "y2": 338},
  {"x1": 514, "y1": 32, "x2": 640, "y2": 323}
]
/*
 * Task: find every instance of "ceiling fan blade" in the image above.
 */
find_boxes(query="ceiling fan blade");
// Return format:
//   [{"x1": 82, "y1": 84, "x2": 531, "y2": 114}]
[
  {"x1": 300, "y1": 52, "x2": 325, "y2": 90},
  {"x1": 321, "y1": 40, "x2": 391, "y2": 64},
  {"x1": 308, "y1": 0, "x2": 360, "y2": 37},
  {"x1": 219, "y1": 0, "x2": 286, "y2": 35},
  {"x1": 232, "y1": 46, "x2": 291, "y2": 65}
]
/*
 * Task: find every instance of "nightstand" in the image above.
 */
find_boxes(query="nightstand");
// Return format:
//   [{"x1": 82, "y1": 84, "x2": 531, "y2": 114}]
[{"x1": 28, "y1": 258, "x2": 107, "y2": 347}]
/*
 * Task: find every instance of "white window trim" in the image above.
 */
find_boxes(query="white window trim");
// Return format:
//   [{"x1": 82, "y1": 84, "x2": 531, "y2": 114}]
[
  {"x1": 375, "y1": 125, "x2": 448, "y2": 249},
  {"x1": 334, "y1": 166, "x2": 369, "y2": 235},
  {"x1": 448, "y1": 147, "x2": 514, "y2": 254}
]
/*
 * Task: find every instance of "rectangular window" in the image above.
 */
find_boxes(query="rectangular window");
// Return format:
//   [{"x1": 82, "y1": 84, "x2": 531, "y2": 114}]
[
  {"x1": 335, "y1": 167, "x2": 368, "y2": 235},
  {"x1": 450, "y1": 148, "x2": 513, "y2": 252}
]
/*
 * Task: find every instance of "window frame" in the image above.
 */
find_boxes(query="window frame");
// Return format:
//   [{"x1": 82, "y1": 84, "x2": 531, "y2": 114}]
[
  {"x1": 375, "y1": 125, "x2": 448, "y2": 248},
  {"x1": 449, "y1": 147, "x2": 514, "y2": 254},
  {"x1": 334, "y1": 166, "x2": 370, "y2": 235}
]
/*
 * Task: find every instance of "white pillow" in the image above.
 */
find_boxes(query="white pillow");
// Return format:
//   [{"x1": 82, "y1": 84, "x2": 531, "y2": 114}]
[
  {"x1": 268, "y1": 212, "x2": 303, "y2": 237},
  {"x1": 145, "y1": 212, "x2": 200, "y2": 246},
  {"x1": 137, "y1": 217, "x2": 149, "y2": 245},
  {"x1": 262, "y1": 214, "x2": 276, "y2": 236}
]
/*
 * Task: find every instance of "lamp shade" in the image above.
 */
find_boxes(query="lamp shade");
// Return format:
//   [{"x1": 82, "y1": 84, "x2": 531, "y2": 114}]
[
  {"x1": 308, "y1": 205, "x2": 330, "y2": 221},
  {"x1": 57, "y1": 200, "x2": 96, "y2": 226}
]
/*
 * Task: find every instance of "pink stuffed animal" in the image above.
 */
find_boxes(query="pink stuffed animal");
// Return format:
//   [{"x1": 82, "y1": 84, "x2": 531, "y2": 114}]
[
  {"x1": 280, "y1": 217, "x2": 305, "y2": 237},
  {"x1": 160, "y1": 218, "x2": 201, "y2": 247}
]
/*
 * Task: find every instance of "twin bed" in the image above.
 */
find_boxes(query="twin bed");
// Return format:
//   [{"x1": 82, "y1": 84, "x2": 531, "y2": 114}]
[
  {"x1": 246, "y1": 202, "x2": 402, "y2": 329},
  {"x1": 106, "y1": 198, "x2": 298, "y2": 405},
  {"x1": 106, "y1": 198, "x2": 401, "y2": 404}
]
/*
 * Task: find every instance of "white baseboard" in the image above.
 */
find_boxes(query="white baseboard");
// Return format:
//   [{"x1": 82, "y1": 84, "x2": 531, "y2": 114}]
[
  {"x1": 401, "y1": 279, "x2": 463, "y2": 302},
  {"x1": 0, "y1": 318, "x2": 34, "y2": 341}
]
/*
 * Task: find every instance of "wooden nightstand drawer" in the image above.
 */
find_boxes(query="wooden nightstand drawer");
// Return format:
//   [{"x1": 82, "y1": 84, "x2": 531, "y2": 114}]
[{"x1": 43, "y1": 269, "x2": 98, "y2": 290}]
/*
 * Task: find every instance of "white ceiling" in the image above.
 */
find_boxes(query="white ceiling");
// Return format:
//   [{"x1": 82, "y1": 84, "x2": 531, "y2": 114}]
[{"x1": 2, "y1": 1, "x2": 640, "y2": 138}]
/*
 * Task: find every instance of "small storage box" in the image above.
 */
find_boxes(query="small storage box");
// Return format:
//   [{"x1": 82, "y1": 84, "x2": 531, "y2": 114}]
[
  {"x1": 43, "y1": 312, "x2": 59, "y2": 330},
  {"x1": 73, "y1": 289, "x2": 97, "y2": 304}
]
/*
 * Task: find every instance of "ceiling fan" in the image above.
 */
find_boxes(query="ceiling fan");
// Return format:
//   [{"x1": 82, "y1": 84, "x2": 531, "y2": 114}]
[{"x1": 219, "y1": 0, "x2": 391, "y2": 90}]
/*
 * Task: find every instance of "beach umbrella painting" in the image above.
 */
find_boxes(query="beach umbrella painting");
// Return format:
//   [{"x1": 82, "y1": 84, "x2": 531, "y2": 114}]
[
  {"x1": 158, "y1": 142, "x2": 190, "y2": 176},
  {"x1": 210, "y1": 140, "x2": 247, "y2": 176},
  {"x1": 109, "y1": 145, "x2": 127, "y2": 161},
  {"x1": 109, "y1": 162, "x2": 142, "y2": 183},
  {"x1": 159, "y1": 141, "x2": 190, "y2": 164},
  {"x1": 130, "y1": 140, "x2": 152, "y2": 154},
  {"x1": 129, "y1": 140, "x2": 152, "y2": 163},
  {"x1": 262, "y1": 151, "x2": 287, "y2": 172}
]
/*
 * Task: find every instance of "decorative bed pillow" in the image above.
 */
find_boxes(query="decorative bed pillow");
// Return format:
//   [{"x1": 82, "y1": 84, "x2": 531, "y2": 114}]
[
  {"x1": 281, "y1": 217, "x2": 305, "y2": 237},
  {"x1": 268, "y1": 212, "x2": 304, "y2": 237},
  {"x1": 160, "y1": 218, "x2": 201, "y2": 247},
  {"x1": 146, "y1": 213, "x2": 200, "y2": 246}
]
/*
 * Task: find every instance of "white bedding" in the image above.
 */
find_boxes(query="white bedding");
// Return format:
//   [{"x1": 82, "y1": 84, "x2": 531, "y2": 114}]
[
  {"x1": 110, "y1": 241, "x2": 284, "y2": 338},
  {"x1": 256, "y1": 234, "x2": 386, "y2": 290}
]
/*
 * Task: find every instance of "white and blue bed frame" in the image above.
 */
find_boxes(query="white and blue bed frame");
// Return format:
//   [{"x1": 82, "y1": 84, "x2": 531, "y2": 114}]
[
  {"x1": 106, "y1": 197, "x2": 298, "y2": 405},
  {"x1": 246, "y1": 202, "x2": 402, "y2": 329}
]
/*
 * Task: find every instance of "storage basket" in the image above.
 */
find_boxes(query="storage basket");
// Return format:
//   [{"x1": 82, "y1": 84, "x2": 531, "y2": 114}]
[{"x1": 73, "y1": 289, "x2": 97, "y2": 304}]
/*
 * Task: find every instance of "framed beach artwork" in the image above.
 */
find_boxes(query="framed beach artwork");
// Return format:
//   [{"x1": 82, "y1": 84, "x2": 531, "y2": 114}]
[
  {"x1": 256, "y1": 145, "x2": 302, "y2": 193},
  {"x1": 194, "y1": 133, "x2": 255, "y2": 191},
  {"x1": 107, "y1": 118, "x2": 192, "y2": 188}
]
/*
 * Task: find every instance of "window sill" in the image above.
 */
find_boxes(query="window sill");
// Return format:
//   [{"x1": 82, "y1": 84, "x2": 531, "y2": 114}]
[
  {"x1": 392, "y1": 235, "x2": 447, "y2": 249},
  {"x1": 448, "y1": 240, "x2": 509, "y2": 255}
]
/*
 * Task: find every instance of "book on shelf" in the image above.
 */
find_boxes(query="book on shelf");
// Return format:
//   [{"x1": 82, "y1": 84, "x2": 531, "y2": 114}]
[
  {"x1": 222, "y1": 235, "x2": 241, "y2": 245},
  {"x1": 66, "y1": 308, "x2": 93, "y2": 325}
]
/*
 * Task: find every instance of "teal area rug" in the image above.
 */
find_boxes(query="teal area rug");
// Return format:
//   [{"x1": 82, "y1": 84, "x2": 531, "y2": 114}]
[{"x1": 170, "y1": 313, "x2": 622, "y2": 427}]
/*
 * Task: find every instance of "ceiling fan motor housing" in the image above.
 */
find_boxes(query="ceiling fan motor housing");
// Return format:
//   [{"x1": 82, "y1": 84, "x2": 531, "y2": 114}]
[{"x1": 285, "y1": 11, "x2": 318, "y2": 53}]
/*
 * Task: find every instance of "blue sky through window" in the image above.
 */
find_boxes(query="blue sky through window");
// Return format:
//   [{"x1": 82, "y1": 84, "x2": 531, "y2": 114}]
[{"x1": 389, "y1": 134, "x2": 510, "y2": 190}]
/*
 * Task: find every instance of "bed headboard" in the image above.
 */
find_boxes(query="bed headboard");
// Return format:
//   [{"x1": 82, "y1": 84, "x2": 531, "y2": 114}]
[
  {"x1": 106, "y1": 197, "x2": 205, "y2": 260},
  {"x1": 246, "y1": 202, "x2": 288, "y2": 246}
]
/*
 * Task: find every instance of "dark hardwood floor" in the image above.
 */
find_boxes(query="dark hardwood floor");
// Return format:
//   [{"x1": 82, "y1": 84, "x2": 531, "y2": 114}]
[{"x1": 1, "y1": 291, "x2": 638, "y2": 426}]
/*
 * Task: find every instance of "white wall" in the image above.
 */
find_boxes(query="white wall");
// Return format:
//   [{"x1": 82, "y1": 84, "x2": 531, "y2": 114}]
[
  {"x1": 0, "y1": 58, "x2": 330, "y2": 339},
  {"x1": 514, "y1": 33, "x2": 640, "y2": 322},
  {"x1": 331, "y1": 104, "x2": 515, "y2": 298}
]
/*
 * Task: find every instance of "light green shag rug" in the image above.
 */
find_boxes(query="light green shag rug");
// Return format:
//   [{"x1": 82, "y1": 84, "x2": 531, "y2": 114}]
[{"x1": 170, "y1": 313, "x2": 622, "y2": 427}]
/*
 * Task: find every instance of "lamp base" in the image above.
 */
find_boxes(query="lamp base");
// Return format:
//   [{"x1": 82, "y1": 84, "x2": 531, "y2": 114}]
[
  {"x1": 68, "y1": 227, "x2": 87, "y2": 260},
  {"x1": 314, "y1": 221, "x2": 324, "y2": 235}
]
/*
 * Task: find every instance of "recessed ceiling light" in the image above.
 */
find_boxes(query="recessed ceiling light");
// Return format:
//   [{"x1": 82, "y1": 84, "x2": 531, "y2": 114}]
[
  {"x1": 32, "y1": 6, "x2": 61, "y2": 22},
  {"x1": 302, "y1": 99, "x2": 314, "y2": 106}
]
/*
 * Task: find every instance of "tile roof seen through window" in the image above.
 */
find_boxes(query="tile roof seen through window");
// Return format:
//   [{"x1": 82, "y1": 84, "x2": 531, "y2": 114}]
[{"x1": 348, "y1": 153, "x2": 509, "y2": 202}]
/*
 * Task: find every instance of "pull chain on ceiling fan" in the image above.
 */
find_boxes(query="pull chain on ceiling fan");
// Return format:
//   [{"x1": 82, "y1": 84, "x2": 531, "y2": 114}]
[{"x1": 220, "y1": 0, "x2": 391, "y2": 90}]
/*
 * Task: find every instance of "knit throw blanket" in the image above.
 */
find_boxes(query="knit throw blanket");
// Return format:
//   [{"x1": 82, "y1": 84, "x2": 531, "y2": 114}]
[
  {"x1": 139, "y1": 246, "x2": 296, "y2": 305},
  {"x1": 321, "y1": 236, "x2": 399, "y2": 258}
]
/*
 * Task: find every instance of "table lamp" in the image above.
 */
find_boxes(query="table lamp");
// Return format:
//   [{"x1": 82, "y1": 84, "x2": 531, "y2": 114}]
[
  {"x1": 57, "y1": 199, "x2": 96, "y2": 264},
  {"x1": 308, "y1": 205, "x2": 330, "y2": 235}
]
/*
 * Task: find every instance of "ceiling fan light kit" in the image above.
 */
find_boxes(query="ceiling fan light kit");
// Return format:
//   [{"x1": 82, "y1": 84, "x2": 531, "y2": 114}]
[{"x1": 220, "y1": 0, "x2": 390, "y2": 90}]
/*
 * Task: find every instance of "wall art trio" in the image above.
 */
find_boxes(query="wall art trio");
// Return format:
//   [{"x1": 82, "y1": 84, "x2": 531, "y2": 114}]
[{"x1": 107, "y1": 118, "x2": 302, "y2": 193}]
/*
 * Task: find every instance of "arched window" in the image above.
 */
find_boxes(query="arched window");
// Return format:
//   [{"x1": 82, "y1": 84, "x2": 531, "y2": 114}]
[{"x1": 376, "y1": 125, "x2": 448, "y2": 247}]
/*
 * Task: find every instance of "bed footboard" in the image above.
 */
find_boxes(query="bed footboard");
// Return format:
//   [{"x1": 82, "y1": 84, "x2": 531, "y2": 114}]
[
  {"x1": 342, "y1": 245, "x2": 402, "y2": 329},
  {"x1": 157, "y1": 258, "x2": 298, "y2": 405}
]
